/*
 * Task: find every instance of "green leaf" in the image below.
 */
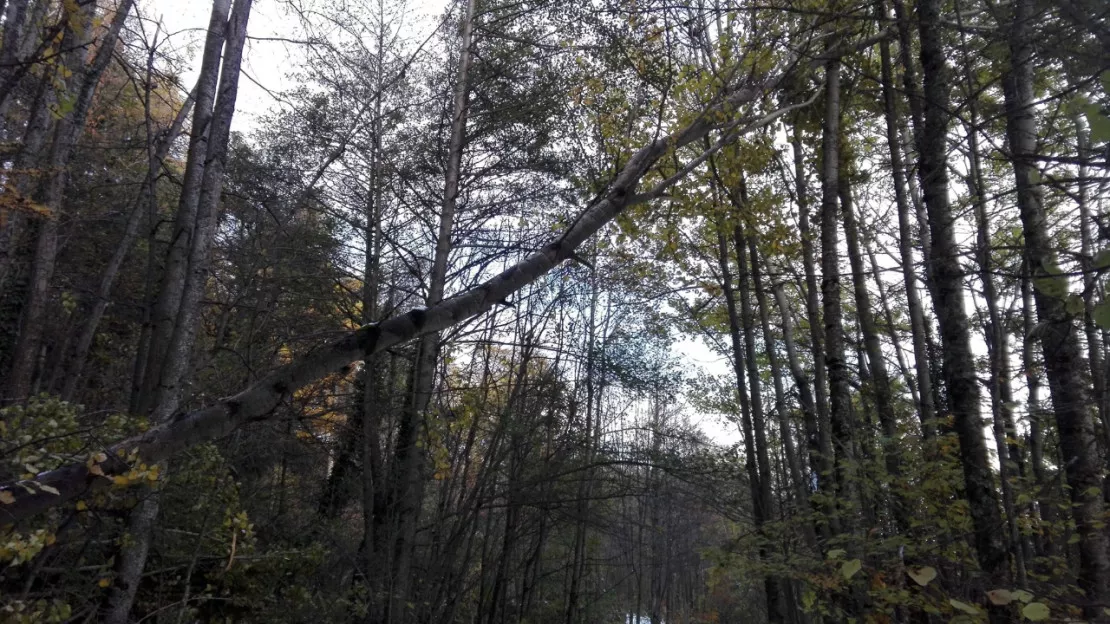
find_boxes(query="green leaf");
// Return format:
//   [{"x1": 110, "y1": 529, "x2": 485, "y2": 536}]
[
  {"x1": 1022, "y1": 602, "x2": 1049, "y2": 621},
  {"x1": 986, "y1": 589, "x2": 1013, "y2": 605},
  {"x1": 1033, "y1": 276, "x2": 1067, "y2": 298},
  {"x1": 1094, "y1": 299, "x2": 1110, "y2": 330},
  {"x1": 1086, "y1": 103, "x2": 1110, "y2": 144},
  {"x1": 826, "y1": 549, "x2": 847, "y2": 560},
  {"x1": 907, "y1": 566, "x2": 937, "y2": 587},
  {"x1": 1093, "y1": 248, "x2": 1110, "y2": 270},
  {"x1": 950, "y1": 599, "x2": 981, "y2": 615},
  {"x1": 1065, "y1": 294, "x2": 1085, "y2": 316},
  {"x1": 840, "y1": 558, "x2": 862, "y2": 580},
  {"x1": 1012, "y1": 590, "x2": 1034, "y2": 604}
]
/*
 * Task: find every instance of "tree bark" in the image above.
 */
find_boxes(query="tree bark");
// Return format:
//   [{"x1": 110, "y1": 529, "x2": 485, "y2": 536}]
[
  {"x1": 103, "y1": 3, "x2": 251, "y2": 621},
  {"x1": 134, "y1": 0, "x2": 232, "y2": 415},
  {"x1": 4, "y1": 0, "x2": 133, "y2": 399},
  {"x1": 1001, "y1": 0, "x2": 1110, "y2": 613},
  {"x1": 840, "y1": 171, "x2": 907, "y2": 531},
  {"x1": 915, "y1": 0, "x2": 1008, "y2": 600},
  {"x1": 61, "y1": 82, "x2": 197, "y2": 401},
  {"x1": 877, "y1": 5, "x2": 935, "y2": 438},
  {"x1": 0, "y1": 61, "x2": 808, "y2": 524},
  {"x1": 819, "y1": 49, "x2": 854, "y2": 528}
]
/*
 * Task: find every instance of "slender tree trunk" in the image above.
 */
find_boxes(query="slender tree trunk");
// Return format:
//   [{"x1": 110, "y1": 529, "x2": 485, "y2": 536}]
[
  {"x1": 102, "y1": 3, "x2": 250, "y2": 621},
  {"x1": 135, "y1": 0, "x2": 231, "y2": 415},
  {"x1": 62, "y1": 82, "x2": 197, "y2": 400},
  {"x1": 959, "y1": 49, "x2": 1026, "y2": 585},
  {"x1": 915, "y1": 0, "x2": 1009, "y2": 602},
  {"x1": 735, "y1": 211, "x2": 784, "y2": 623},
  {"x1": 4, "y1": 0, "x2": 133, "y2": 400},
  {"x1": 386, "y1": 1, "x2": 474, "y2": 619},
  {"x1": 1075, "y1": 111, "x2": 1110, "y2": 453},
  {"x1": 840, "y1": 170, "x2": 907, "y2": 532},
  {"x1": 791, "y1": 122, "x2": 834, "y2": 523},
  {"x1": 1022, "y1": 263, "x2": 1055, "y2": 559},
  {"x1": 877, "y1": 5, "x2": 935, "y2": 437},
  {"x1": 865, "y1": 241, "x2": 918, "y2": 409},
  {"x1": 1001, "y1": 0, "x2": 1110, "y2": 613},
  {"x1": 772, "y1": 283, "x2": 821, "y2": 494},
  {"x1": 819, "y1": 48, "x2": 854, "y2": 528},
  {"x1": 750, "y1": 234, "x2": 810, "y2": 538}
]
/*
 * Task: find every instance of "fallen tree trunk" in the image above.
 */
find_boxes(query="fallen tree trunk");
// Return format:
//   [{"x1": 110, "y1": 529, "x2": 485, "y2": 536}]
[{"x1": 0, "y1": 68, "x2": 814, "y2": 525}]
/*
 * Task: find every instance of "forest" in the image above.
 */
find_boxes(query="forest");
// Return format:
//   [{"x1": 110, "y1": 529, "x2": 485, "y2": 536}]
[{"x1": 0, "y1": 0, "x2": 1108, "y2": 621}]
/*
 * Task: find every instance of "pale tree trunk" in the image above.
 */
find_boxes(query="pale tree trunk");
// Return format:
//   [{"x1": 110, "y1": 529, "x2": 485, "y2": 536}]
[
  {"x1": 819, "y1": 48, "x2": 855, "y2": 529},
  {"x1": 959, "y1": 31, "x2": 1026, "y2": 582},
  {"x1": 134, "y1": 0, "x2": 232, "y2": 415},
  {"x1": 61, "y1": 79, "x2": 197, "y2": 401},
  {"x1": 790, "y1": 123, "x2": 833, "y2": 499},
  {"x1": 915, "y1": 0, "x2": 1009, "y2": 604},
  {"x1": 151, "y1": 0, "x2": 252, "y2": 421},
  {"x1": 385, "y1": 0, "x2": 474, "y2": 619},
  {"x1": 749, "y1": 234, "x2": 810, "y2": 535},
  {"x1": 771, "y1": 283, "x2": 821, "y2": 492},
  {"x1": 102, "y1": 2, "x2": 250, "y2": 622},
  {"x1": 877, "y1": 4, "x2": 935, "y2": 437},
  {"x1": 1074, "y1": 111, "x2": 1110, "y2": 453},
  {"x1": 1000, "y1": 0, "x2": 1110, "y2": 614},
  {"x1": 565, "y1": 261, "x2": 604, "y2": 624},
  {"x1": 864, "y1": 242, "x2": 918, "y2": 409},
  {"x1": 1022, "y1": 264, "x2": 1055, "y2": 560},
  {"x1": 359, "y1": 17, "x2": 389, "y2": 621},
  {"x1": 4, "y1": 0, "x2": 134, "y2": 400},
  {"x1": 840, "y1": 172, "x2": 907, "y2": 532},
  {"x1": 711, "y1": 218, "x2": 766, "y2": 613},
  {"x1": 735, "y1": 213, "x2": 783, "y2": 623}
]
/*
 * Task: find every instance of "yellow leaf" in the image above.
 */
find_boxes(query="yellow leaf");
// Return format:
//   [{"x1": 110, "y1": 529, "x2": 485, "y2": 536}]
[
  {"x1": 76, "y1": 500, "x2": 87, "y2": 511},
  {"x1": 98, "y1": 578, "x2": 110, "y2": 588},
  {"x1": 908, "y1": 566, "x2": 937, "y2": 587},
  {"x1": 950, "y1": 599, "x2": 981, "y2": 615},
  {"x1": 1022, "y1": 603, "x2": 1049, "y2": 621},
  {"x1": 112, "y1": 476, "x2": 130, "y2": 486},
  {"x1": 0, "y1": 491, "x2": 13, "y2": 504},
  {"x1": 840, "y1": 559, "x2": 862, "y2": 580},
  {"x1": 986, "y1": 589, "x2": 1013, "y2": 605}
]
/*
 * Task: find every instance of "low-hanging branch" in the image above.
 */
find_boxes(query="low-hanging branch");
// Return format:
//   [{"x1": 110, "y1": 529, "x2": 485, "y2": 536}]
[{"x1": 0, "y1": 64, "x2": 819, "y2": 525}]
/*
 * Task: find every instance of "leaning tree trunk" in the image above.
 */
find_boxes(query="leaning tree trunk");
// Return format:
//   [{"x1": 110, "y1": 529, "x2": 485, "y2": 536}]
[
  {"x1": 0, "y1": 40, "x2": 817, "y2": 523},
  {"x1": 1000, "y1": 0, "x2": 1110, "y2": 614},
  {"x1": 102, "y1": 2, "x2": 250, "y2": 622},
  {"x1": 133, "y1": 0, "x2": 232, "y2": 414},
  {"x1": 61, "y1": 82, "x2": 197, "y2": 401}
]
